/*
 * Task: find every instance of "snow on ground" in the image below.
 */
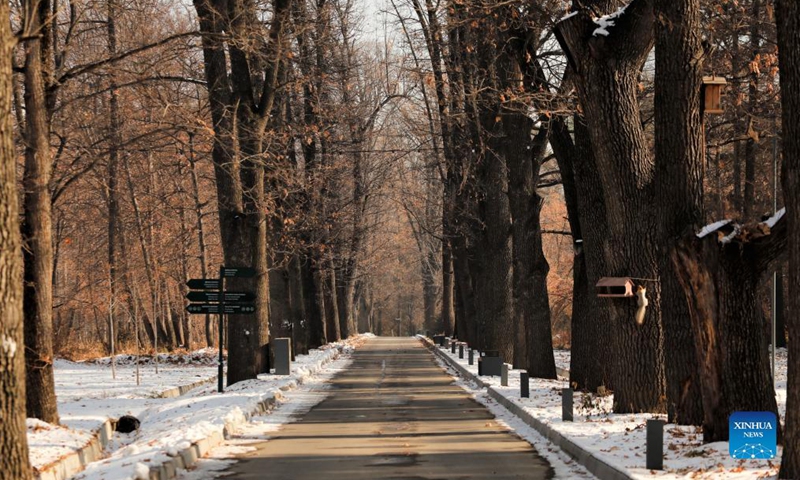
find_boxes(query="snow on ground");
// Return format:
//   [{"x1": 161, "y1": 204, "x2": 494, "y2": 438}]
[
  {"x1": 553, "y1": 349, "x2": 570, "y2": 374},
  {"x1": 71, "y1": 335, "x2": 370, "y2": 480},
  {"x1": 433, "y1": 342, "x2": 786, "y2": 479},
  {"x1": 30, "y1": 355, "x2": 220, "y2": 473},
  {"x1": 28, "y1": 419, "x2": 96, "y2": 473},
  {"x1": 176, "y1": 353, "x2": 357, "y2": 479}
]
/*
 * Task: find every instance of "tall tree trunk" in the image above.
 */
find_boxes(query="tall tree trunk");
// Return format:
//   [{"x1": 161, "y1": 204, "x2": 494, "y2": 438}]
[
  {"x1": 653, "y1": 0, "x2": 704, "y2": 426},
  {"x1": 743, "y1": 0, "x2": 761, "y2": 218},
  {"x1": 777, "y1": 0, "x2": 800, "y2": 475},
  {"x1": 506, "y1": 116, "x2": 556, "y2": 377},
  {"x1": 305, "y1": 257, "x2": 327, "y2": 347},
  {"x1": 672, "y1": 223, "x2": 783, "y2": 442},
  {"x1": 268, "y1": 234, "x2": 292, "y2": 340},
  {"x1": 288, "y1": 255, "x2": 308, "y2": 353},
  {"x1": 107, "y1": 0, "x2": 122, "y2": 360},
  {"x1": 441, "y1": 245, "x2": 455, "y2": 336},
  {"x1": 0, "y1": 5, "x2": 32, "y2": 471},
  {"x1": 22, "y1": 0, "x2": 59, "y2": 424},
  {"x1": 325, "y1": 261, "x2": 341, "y2": 341},
  {"x1": 557, "y1": 0, "x2": 666, "y2": 413},
  {"x1": 473, "y1": 109, "x2": 514, "y2": 362},
  {"x1": 550, "y1": 116, "x2": 613, "y2": 391}
]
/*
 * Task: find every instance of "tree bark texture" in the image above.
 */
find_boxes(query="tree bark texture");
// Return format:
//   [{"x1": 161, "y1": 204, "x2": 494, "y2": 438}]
[
  {"x1": 550, "y1": 116, "x2": 614, "y2": 391},
  {"x1": 0, "y1": 3, "x2": 33, "y2": 473},
  {"x1": 557, "y1": 0, "x2": 666, "y2": 413},
  {"x1": 673, "y1": 220, "x2": 784, "y2": 442},
  {"x1": 653, "y1": 0, "x2": 704, "y2": 426},
  {"x1": 22, "y1": 0, "x2": 59, "y2": 424},
  {"x1": 193, "y1": 0, "x2": 292, "y2": 384},
  {"x1": 777, "y1": 0, "x2": 800, "y2": 475}
]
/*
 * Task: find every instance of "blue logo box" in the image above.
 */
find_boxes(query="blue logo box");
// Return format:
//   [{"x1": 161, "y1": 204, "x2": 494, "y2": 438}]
[{"x1": 729, "y1": 411, "x2": 777, "y2": 459}]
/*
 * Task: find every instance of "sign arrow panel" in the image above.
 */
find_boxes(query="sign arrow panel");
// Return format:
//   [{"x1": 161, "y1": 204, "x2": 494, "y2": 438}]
[
  {"x1": 185, "y1": 291, "x2": 255, "y2": 303},
  {"x1": 186, "y1": 279, "x2": 221, "y2": 290},
  {"x1": 186, "y1": 304, "x2": 256, "y2": 315},
  {"x1": 221, "y1": 267, "x2": 257, "y2": 278}
]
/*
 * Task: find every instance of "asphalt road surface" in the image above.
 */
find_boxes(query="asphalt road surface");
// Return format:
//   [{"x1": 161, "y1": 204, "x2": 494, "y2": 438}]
[{"x1": 224, "y1": 336, "x2": 553, "y2": 479}]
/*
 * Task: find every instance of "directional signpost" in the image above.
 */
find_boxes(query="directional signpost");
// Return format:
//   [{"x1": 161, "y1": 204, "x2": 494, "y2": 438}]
[
  {"x1": 185, "y1": 266, "x2": 256, "y2": 393},
  {"x1": 186, "y1": 291, "x2": 255, "y2": 303},
  {"x1": 186, "y1": 304, "x2": 257, "y2": 314}
]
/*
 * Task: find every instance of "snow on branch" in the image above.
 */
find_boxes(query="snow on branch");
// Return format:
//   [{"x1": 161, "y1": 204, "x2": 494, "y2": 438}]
[
  {"x1": 697, "y1": 219, "x2": 732, "y2": 239},
  {"x1": 593, "y1": 4, "x2": 629, "y2": 37},
  {"x1": 764, "y1": 208, "x2": 786, "y2": 228},
  {"x1": 695, "y1": 208, "x2": 786, "y2": 245}
]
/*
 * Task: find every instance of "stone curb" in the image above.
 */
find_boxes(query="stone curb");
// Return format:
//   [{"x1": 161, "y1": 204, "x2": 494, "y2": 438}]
[
  {"x1": 35, "y1": 420, "x2": 113, "y2": 480},
  {"x1": 156, "y1": 376, "x2": 218, "y2": 399},
  {"x1": 420, "y1": 337, "x2": 634, "y2": 480},
  {"x1": 145, "y1": 346, "x2": 344, "y2": 480}
]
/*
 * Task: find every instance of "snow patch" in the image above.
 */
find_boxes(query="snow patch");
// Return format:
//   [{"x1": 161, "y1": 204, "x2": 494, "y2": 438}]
[
  {"x1": 592, "y1": 4, "x2": 628, "y2": 37},
  {"x1": 561, "y1": 11, "x2": 578, "y2": 21},
  {"x1": 133, "y1": 462, "x2": 149, "y2": 480},
  {"x1": 764, "y1": 207, "x2": 786, "y2": 228},
  {"x1": 1, "y1": 334, "x2": 17, "y2": 358},
  {"x1": 720, "y1": 224, "x2": 741, "y2": 244},
  {"x1": 697, "y1": 219, "x2": 732, "y2": 238}
]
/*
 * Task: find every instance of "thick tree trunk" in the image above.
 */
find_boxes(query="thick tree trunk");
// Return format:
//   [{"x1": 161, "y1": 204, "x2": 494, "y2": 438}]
[
  {"x1": 557, "y1": 1, "x2": 666, "y2": 413},
  {"x1": 653, "y1": 0, "x2": 704, "y2": 426},
  {"x1": 0, "y1": 6, "x2": 32, "y2": 472},
  {"x1": 304, "y1": 256, "x2": 327, "y2": 348},
  {"x1": 777, "y1": 0, "x2": 800, "y2": 475},
  {"x1": 440, "y1": 245, "x2": 455, "y2": 336},
  {"x1": 743, "y1": 0, "x2": 760, "y2": 218},
  {"x1": 22, "y1": 0, "x2": 59, "y2": 424},
  {"x1": 268, "y1": 246, "x2": 292, "y2": 339},
  {"x1": 506, "y1": 117, "x2": 556, "y2": 377},
  {"x1": 673, "y1": 222, "x2": 784, "y2": 442},
  {"x1": 550, "y1": 117, "x2": 614, "y2": 391},
  {"x1": 288, "y1": 255, "x2": 308, "y2": 354},
  {"x1": 473, "y1": 110, "x2": 515, "y2": 362},
  {"x1": 194, "y1": 0, "x2": 291, "y2": 384}
]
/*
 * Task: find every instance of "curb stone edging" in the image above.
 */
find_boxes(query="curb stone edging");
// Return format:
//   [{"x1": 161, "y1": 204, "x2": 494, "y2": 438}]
[
  {"x1": 420, "y1": 337, "x2": 634, "y2": 480},
  {"x1": 156, "y1": 376, "x2": 218, "y2": 399},
  {"x1": 34, "y1": 420, "x2": 114, "y2": 480}
]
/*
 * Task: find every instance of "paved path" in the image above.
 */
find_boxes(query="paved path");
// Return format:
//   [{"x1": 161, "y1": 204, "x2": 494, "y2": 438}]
[{"x1": 224, "y1": 337, "x2": 553, "y2": 479}]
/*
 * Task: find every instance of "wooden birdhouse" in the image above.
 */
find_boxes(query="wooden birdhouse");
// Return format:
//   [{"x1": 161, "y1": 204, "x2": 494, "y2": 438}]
[
  {"x1": 596, "y1": 277, "x2": 635, "y2": 298},
  {"x1": 702, "y1": 76, "x2": 727, "y2": 114}
]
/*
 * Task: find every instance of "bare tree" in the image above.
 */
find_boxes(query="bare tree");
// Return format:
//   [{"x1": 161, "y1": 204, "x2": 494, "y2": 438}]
[{"x1": 0, "y1": 0, "x2": 32, "y2": 473}]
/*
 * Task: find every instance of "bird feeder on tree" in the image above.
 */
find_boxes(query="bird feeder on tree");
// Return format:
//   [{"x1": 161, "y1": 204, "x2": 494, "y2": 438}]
[
  {"x1": 596, "y1": 277, "x2": 635, "y2": 298},
  {"x1": 702, "y1": 76, "x2": 727, "y2": 114}
]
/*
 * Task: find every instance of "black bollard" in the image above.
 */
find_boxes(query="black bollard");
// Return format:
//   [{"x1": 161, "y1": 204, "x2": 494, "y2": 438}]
[
  {"x1": 459, "y1": 343, "x2": 464, "y2": 359},
  {"x1": 468, "y1": 349, "x2": 474, "y2": 366},
  {"x1": 520, "y1": 372, "x2": 529, "y2": 398},
  {"x1": 451, "y1": 340, "x2": 457, "y2": 354},
  {"x1": 646, "y1": 419, "x2": 664, "y2": 470},
  {"x1": 562, "y1": 388, "x2": 573, "y2": 421}
]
